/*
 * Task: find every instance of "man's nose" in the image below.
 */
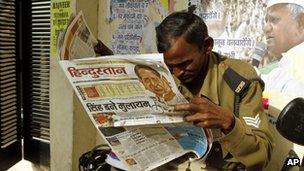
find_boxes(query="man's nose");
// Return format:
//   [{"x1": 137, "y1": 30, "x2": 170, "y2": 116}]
[
  {"x1": 172, "y1": 67, "x2": 184, "y2": 78},
  {"x1": 150, "y1": 79, "x2": 160, "y2": 86},
  {"x1": 263, "y1": 22, "x2": 271, "y2": 34}
]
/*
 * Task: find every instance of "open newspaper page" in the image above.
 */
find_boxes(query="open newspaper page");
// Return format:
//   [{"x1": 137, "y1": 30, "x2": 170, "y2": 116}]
[
  {"x1": 59, "y1": 53, "x2": 211, "y2": 170},
  {"x1": 60, "y1": 53, "x2": 188, "y2": 127},
  {"x1": 60, "y1": 11, "x2": 97, "y2": 60},
  {"x1": 100, "y1": 123, "x2": 211, "y2": 171}
]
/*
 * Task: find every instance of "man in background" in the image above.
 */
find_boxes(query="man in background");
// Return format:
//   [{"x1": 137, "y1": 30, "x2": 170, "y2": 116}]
[
  {"x1": 262, "y1": 0, "x2": 304, "y2": 96},
  {"x1": 262, "y1": 1, "x2": 304, "y2": 168}
]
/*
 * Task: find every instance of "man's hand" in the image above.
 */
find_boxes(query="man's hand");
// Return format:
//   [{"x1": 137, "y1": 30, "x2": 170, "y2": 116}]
[
  {"x1": 94, "y1": 39, "x2": 114, "y2": 56},
  {"x1": 174, "y1": 97, "x2": 235, "y2": 134}
]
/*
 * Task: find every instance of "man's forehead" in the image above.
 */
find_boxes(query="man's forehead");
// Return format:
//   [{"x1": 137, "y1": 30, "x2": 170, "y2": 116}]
[
  {"x1": 267, "y1": 4, "x2": 289, "y2": 15},
  {"x1": 138, "y1": 67, "x2": 153, "y2": 73},
  {"x1": 164, "y1": 37, "x2": 192, "y2": 63},
  {"x1": 267, "y1": 0, "x2": 304, "y2": 9},
  {"x1": 138, "y1": 68, "x2": 158, "y2": 76}
]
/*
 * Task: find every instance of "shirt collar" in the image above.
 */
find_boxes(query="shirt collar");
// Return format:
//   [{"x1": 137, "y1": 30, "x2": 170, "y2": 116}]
[{"x1": 279, "y1": 42, "x2": 304, "y2": 67}]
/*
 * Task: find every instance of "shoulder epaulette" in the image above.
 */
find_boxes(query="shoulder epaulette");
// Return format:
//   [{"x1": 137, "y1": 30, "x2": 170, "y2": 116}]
[
  {"x1": 223, "y1": 67, "x2": 251, "y2": 117},
  {"x1": 248, "y1": 77, "x2": 265, "y2": 91},
  {"x1": 223, "y1": 67, "x2": 250, "y2": 96}
]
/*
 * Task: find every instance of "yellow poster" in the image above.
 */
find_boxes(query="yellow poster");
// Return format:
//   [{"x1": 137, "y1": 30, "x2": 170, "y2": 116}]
[
  {"x1": 160, "y1": 0, "x2": 169, "y2": 11},
  {"x1": 50, "y1": 0, "x2": 72, "y2": 57}
]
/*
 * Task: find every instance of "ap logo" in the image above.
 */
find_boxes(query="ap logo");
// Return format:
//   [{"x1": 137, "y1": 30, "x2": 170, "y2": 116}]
[{"x1": 285, "y1": 157, "x2": 301, "y2": 166}]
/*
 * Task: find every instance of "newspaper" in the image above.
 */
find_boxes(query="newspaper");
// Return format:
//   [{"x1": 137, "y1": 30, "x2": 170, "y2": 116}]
[
  {"x1": 101, "y1": 123, "x2": 211, "y2": 171},
  {"x1": 59, "y1": 11, "x2": 97, "y2": 60},
  {"x1": 59, "y1": 12, "x2": 211, "y2": 171},
  {"x1": 59, "y1": 54, "x2": 212, "y2": 170},
  {"x1": 60, "y1": 54, "x2": 190, "y2": 127}
]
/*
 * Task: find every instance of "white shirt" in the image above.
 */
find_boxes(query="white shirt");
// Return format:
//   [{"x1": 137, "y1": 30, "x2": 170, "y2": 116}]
[
  {"x1": 262, "y1": 42, "x2": 304, "y2": 165},
  {"x1": 262, "y1": 42, "x2": 304, "y2": 97}
]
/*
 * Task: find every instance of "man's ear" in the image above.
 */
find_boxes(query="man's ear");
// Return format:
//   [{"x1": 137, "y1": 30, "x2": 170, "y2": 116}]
[
  {"x1": 203, "y1": 36, "x2": 214, "y2": 55},
  {"x1": 298, "y1": 13, "x2": 304, "y2": 29}
]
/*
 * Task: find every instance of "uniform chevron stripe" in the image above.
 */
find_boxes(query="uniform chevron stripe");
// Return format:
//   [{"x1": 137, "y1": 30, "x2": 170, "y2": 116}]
[{"x1": 243, "y1": 114, "x2": 261, "y2": 128}]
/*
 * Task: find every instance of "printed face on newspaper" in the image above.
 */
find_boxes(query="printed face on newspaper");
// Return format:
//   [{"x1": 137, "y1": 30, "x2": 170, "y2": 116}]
[{"x1": 60, "y1": 53, "x2": 189, "y2": 127}]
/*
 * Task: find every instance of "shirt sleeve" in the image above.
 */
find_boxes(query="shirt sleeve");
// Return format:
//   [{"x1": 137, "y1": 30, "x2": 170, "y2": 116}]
[{"x1": 218, "y1": 80, "x2": 274, "y2": 170}]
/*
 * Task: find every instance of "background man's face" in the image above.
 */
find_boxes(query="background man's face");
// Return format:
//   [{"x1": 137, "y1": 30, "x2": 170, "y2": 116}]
[
  {"x1": 264, "y1": 4, "x2": 302, "y2": 56},
  {"x1": 138, "y1": 68, "x2": 171, "y2": 98}
]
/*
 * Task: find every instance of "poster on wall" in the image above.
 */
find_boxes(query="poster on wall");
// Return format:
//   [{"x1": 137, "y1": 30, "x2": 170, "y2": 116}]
[
  {"x1": 107, "y1": 0, "x2": 174, "y2": 54},
  {"x1": 50, "y1": 0, "x2": 72, "y2": 57},
  {"x1": 105, "y1": 0, "x2": 272, "y2": 67},
  {"x1": 102, "y1": 0, "x2": 304, "y2": 97},
  {"x1": 188, "y1": 0, "x2": 267, "y2": 63}
]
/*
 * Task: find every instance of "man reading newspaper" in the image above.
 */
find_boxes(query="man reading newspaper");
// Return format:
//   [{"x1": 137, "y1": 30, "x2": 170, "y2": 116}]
[
  {"x1": 158, "y1": 9, "x2": 273, "y2": 170},
  {"x1": 94, "y1": 9, "x2": 273, "y2": 171},
  {"x1": 60, "y1": 9, "x2": 273, "y2": 171}
]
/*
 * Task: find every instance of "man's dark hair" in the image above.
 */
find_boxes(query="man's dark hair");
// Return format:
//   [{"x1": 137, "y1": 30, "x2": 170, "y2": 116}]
[
  {"x1": 134, "y1": 65, "x2": 160, "y2": 79},
  {"x1": 155, "y1": 8, "x2": 209, "y2": 52}
]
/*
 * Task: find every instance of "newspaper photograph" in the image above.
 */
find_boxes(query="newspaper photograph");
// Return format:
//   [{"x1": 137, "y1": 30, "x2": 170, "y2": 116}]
[
  {"x1": 59, "y1": 11, "x2": 97, "y2": 60},
  {"x1": 59, "y1": 53, "x2": 189, "y2": 127},
  {"x1": 100, "y1": 123, "x2": 211, "y2": 171}
]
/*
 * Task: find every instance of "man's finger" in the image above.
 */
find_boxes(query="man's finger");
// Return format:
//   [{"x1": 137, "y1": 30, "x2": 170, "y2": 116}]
[
  {"x1": 184, "y1": 112, "x2": 219, "y2": 122},
  {"x1": 174, "y1": 103, "x2": 201, "y2": 112},
  {"x1": 184, "y1": 112, "x2": 207, "y2": 122},
  {"x1": 190, "y1": 97, "x2": 209, "y2": 104},
  {"x1": 195, "y1": 120, "x2": 222, "y2": 129}
]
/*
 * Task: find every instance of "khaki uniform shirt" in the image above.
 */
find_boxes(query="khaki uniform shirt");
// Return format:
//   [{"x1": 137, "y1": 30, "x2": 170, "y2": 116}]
[{"x1": 157, "y1": 52, "x2": 274, "y2": 170}]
